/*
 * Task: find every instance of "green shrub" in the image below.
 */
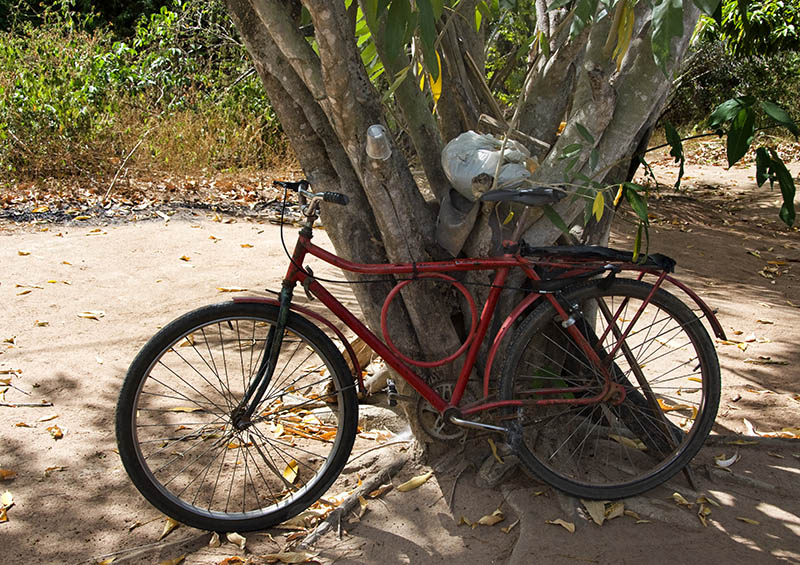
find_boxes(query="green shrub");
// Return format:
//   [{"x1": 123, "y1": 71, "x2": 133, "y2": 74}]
[{"x1": 0, "y1": 0, "x2": 287, "y2": 182}]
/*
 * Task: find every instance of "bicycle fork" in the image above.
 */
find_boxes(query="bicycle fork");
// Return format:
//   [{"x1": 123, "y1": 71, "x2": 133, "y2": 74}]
[{"x1": 231, "y1": 282, "x2": 295, "y2": 429}]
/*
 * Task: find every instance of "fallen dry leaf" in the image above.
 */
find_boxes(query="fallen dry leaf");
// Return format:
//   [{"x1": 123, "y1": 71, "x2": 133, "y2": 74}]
[
  {"x1": 396, "y1": 470, "x2": 433, "y2": 492},
  {"x1": 368, "y1": 483, "x2": 393, "y2": 499},
  {"x1": 714, "y1": 453, "x2": 740, "y2": 468},
  {"x1": 736, "y1": 517, "x2": 760, "y2": 525},
  {"x1": 487, "y1": 438, "x2": 504, "y2": 464},
  {"x1": 476, "y1": 508, "x2": 504, "y2": 527},
  {"x1": 226, "y1": 532, "x2": 246, "y2": 550},
  {"x1": 47, "y1": 425, "x2": 63, "y2": 440},
  {"x1": 38, "y1": 414, "x2": 59, "y2": 423},
  {"x1": 17, "y1": 251, "x2": 31, "y2": 256},
  {"x1": 283, "y1": 460, "x2": 299, "y2": 484},
  {"x1": 545, "y1": 518, "x2": 575, "y2": 533},
  {"x1": 608, "y1": 434, "x2": 647, "y2": 450},
  {"x1": 2, "y1": 490, "x2": 13, "y2": 506},
  {"x1": 218, "y1": 558, "x2": 246, "y2": 565},
  {"x1": 158, "y1": 555, "x2": 184, "y2": 565},
  {"x1": 0, "y1": 469, "x2": 16, "y2": 481},
  {"x1": 581, "y1": 499, "x2": 607, "y2": 526},
  {"x1": 698, "y1": 504, "x2": 712, "y2": 527},
  {"x1": 0, "y1": 507, "x2": 7, "y2": 523},
  {"x1": 240, "y1": 243, "x2": 254, "y2": 248},
  {"x1": 168, "y1": 406, "x2": 203, "y2": 413},
  {"x1": 217, "y1": 287, "x2": 248, "y2": 293},
  {"x1": 209, "y1": 532, "x2": 221, "y2": 548},
  {"x1": 501, "y1": 519, "x2": 520, "y2": 534},
  {"x1": 159, "y1": 517, "x2": 181, "y2": 540},
  {"x1": 260, "y1": 551, "x2": 319, "y2": 564},
  {"x1": 78, "y1": 311, "x2": 105, "y2": 320},
  {"x1": 44, "y1": 466, "x2": 67, "y2": 476},
  {"x1": 98, "y1": 558, "x2": 116, "y2": 565},
  {"x1": 672, "y1": 492, "x2": 692, "y2": 507},
  {"x1": 14, "y1": 422, "x2": 30, "y2": 428}
]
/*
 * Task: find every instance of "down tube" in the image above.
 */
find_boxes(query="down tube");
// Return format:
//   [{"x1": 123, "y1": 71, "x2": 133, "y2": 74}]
[{"x1": 305, "y1": 278, "x2": 449, "y2": 413}]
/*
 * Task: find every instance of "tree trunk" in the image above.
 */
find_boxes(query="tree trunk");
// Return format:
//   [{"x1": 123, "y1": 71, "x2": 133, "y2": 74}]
[{"x1": 226, "y1": 0, "x2": 702, "y2": 453}]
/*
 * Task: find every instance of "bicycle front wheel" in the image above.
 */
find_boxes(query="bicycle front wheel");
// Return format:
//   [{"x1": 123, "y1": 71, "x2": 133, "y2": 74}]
[
  {"x1": 116, "y1": 302, "x2": 358, "y2": 532},
  {"x1": 500, "y1": 278, "x2": 720, "y2": 499}
]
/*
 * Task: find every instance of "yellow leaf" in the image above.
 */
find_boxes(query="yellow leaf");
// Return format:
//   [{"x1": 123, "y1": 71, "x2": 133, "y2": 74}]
[
  {"x1": 283, "y1": 460, "x2": 299, "y2": 483},
  {"x1": 726, "y1": 439, "x2": 759, "y2": 446},
  {"x1": 159, "y1": 517, "x2": 181, "y2": 540},
  {"x1": 74, "y1": 215, "x2": 92, "y2": 221},
  {"x1": 0, "y1": 469, "x2": 16, "y2": 481},
  {"x1": 737, "y1": 517, "x2": 760, "y2": 525},
  {"x1": 38, "y1": 414, "x2": 59, "y2": 422},
  {"x1": 612, "y1": 0, "x2": 635, "y2": 69},
  {"x1": 226, "y1": 532, "x2": 247, "y2": 550},
  {"x1": 0, "y1": 507, "x2": 7, "y2": 523},
  {"x1": 17, "y1": 289, "x2": 32, "y2": 296},
  {"x1": 260, "y1": 551, "x2": 319, "y2": 564},
  {"x1": 613, "y1": 184, "x2": 624, "y2": 206},
  {"x1": 503, "y1": 210, "x2": 515, "y2": 225},
  {"x1": 218, "y1": 558, "x2": 246, "y2": 565},
  {"x1": 18, "y1": 250, "x2": 31, "y2": 256},
  {"x1": 217, "y1": 286, "x2": 248, "y2": 293},
  {"x1": 98, "y1": 558, "x2": 116, "y2": 565},
  {"x1": 592, "y1": 191, "x2": 605, "y2": 222},
  {"x1": 396, "y1": 470, "x2": 433, "y2": 492},
  {"x1": 696, "y1": 495, "x2": 720, "y2": 507},
  {"x1": 15, "y1": 422, "x2": 31, "y2": 428},
  {"x1": 357, "y1": 495, "x2": 368, "y2": 518},
  {"x1": 430, "y1": 52, "x2": 443, "y2": 106},
  {"x1": 476, "y1": 508, "x2": 504, "y2": 527},
  {"x1": 168, "y1": 406, "x2": 203, "y2": 413},
  {"x1": 1, "y1": 490, "x2": 13, "y2": 506},
  {"x1": 33, "y1": 205, "x2": 49, "y2": 213},
  {"x1": 240, "y1": 243, "x2": 254, "y2": 248},
  {"x1": 179, "y1": 255, "x2": 190, "y2": 262},
  {"x1": 546, "y1": 518, "x2": 575, "y2": 533},
  {"x1": 488, "y1": 438, "x2": 504, "y2": 464},
  {"x1": 158, "y1": 555, "x2": 185, "y2": 565}
]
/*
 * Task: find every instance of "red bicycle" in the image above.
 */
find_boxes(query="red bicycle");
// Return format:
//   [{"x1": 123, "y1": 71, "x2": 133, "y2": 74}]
[{"x1": 116, "y1": 180, "x2": 723, "y2": 532}]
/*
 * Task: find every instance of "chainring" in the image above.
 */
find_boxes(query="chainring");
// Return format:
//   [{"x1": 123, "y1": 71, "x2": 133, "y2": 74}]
[{"x1": 416, "y1": 377, "x2": 480, "y2": 441}]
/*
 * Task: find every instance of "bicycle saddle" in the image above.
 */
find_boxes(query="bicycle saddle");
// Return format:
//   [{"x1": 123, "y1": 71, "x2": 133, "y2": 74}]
[{"x1": 480, "y1": 186, "x2": 567, "y2": 206}]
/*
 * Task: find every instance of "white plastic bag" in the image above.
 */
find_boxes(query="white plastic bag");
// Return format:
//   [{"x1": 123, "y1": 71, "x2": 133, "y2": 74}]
[{"x1": 441, "y1": 130, "x2": 533, "y2": 200}]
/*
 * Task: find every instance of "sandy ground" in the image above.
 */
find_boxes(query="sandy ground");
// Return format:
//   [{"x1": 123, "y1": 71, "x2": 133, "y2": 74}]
[{"x1": 1, "y1": 160, "x2": 800, "y2": 564}]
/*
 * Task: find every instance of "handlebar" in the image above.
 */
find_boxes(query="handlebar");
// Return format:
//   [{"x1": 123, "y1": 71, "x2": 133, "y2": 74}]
[{"x1": 272, "y1": 180, "x2": 349, "y2": 206}]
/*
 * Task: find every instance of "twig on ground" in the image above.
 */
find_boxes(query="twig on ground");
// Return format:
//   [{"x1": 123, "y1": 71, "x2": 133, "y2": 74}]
[
  {"x1": 0, "y1": 402, "x2": 54, "y2": 407},
  {"x1": 299, "y1": 451, "x2": 409, "y2": 549}
]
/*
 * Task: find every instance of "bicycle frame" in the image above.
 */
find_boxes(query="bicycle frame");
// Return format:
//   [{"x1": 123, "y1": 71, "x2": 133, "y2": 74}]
[{"x1": 234, "y1": 213, "x2": 725, "y2": 427}]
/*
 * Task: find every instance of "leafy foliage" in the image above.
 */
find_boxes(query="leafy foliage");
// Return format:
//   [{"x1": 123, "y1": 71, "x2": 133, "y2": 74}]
[
  {"x1": 699, "y1": 0, "x2": 800, "y2": 56},
  {"x1": 0, "y1": 0, "x2": 284, "y2": 179}
]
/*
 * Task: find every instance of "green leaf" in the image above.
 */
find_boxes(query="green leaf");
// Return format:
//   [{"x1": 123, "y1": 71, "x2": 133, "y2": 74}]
[
  {"x1": 575, "y1": 122, "x2": 595, "y2": 144},
  {"x1": 726, "y1": 106, "x2": 755, "y2": 166},
  {"x1": 692, "y1": 0, "x2": 720, "y2": 16},
  {"x1": 548, "y1": 0, "x2": 574, "y2": 9},
  {"x1": 417, "y1": 0, "x2": 440, "y2": 81},
  {"x1": 663, "y1": 120, "x2": 685, "y2": 188},
  {"x1": 708, "y1": 96, "x2": 754, "y2": 130},
  {"x1": 570, "y1": 0, "x2": 600, "y2": 39},
  {"x1": 755, "y1": 147, "x2": 770, "y2": 187},
  {"x1": 759, "y1": 100, "x2": 800, "y2": 137},
  {"x1": 623, "y1": 182, "x2": 649, "y2": 224},
  {"x1": 633, "y1": 223, "x2": 643, "y2": 262},
  {"x1": 768, "y1": 150, "x2": 796, "y2": 227},
  {"x1": 651, "y1": 0, "x2": 684, "y2": 73},
  {"x1": 592, "y1": 191, "x2": 605, "y2": 222},
  {"x1": 476, "y1": 1, "x2": 491, "y2": 31},
  {"x1": 431, "y1": 0, "x2": 445, "y2": 20},
  {"x1": 589, "y1": 148, "x2": 599, "y2": 171},
  {"x1": 542, "y1": 205, "x2": 571, "y2": 235},
  {"x1": 362, "y1": 0, "x2": 378, "y2": 28},
  {"x1": 560, "y1": 143, "x2": 583, "y2": 160},
  {"x1": 382, "y1": 65, "x2": 411, "y2": 102},
  {"x1": 385, "y1": 0, "x2": 411, "y2": 63}
]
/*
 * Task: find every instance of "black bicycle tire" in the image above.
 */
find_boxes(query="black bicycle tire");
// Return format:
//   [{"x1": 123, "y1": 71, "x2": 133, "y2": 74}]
[
  {"x1": 500, "y1": 278, "x2": 720, "y2": 499},
  {"x1": 116, "y1": 301, "x2": 358, "y2": 531}
]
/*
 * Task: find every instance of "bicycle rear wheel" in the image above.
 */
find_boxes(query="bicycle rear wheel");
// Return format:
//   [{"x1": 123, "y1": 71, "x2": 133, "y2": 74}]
[
  {"x1": 116, "y1": 302, "x2": 358, "y2": 532},
  {"x1": 500, "y1": 278, "x2": 719, "y2": 499}
]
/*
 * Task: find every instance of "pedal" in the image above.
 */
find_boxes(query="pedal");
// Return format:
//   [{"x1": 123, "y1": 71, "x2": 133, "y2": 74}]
[{"x1": 385, "y1": 379, "x2": 413, "y2": 406}]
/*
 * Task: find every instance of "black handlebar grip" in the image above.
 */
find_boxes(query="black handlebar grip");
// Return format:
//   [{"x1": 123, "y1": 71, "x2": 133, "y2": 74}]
[{"x1": 322, "y1": 192, "x2": 349, "y2": 205}]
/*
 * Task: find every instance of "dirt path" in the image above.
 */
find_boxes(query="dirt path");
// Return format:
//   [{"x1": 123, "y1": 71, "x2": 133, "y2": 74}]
[{"x1": 1, "y1": 161, "x2": 799, "y2": 564}]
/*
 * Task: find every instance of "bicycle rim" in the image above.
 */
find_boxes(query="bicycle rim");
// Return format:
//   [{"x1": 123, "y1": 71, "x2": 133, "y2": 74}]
[
  {"x1": 501, "y1": 279, "x2": 720, "y2": 499},
  {"x1": 116, "y1": 302, "x2": 358, "y2": 530}
]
